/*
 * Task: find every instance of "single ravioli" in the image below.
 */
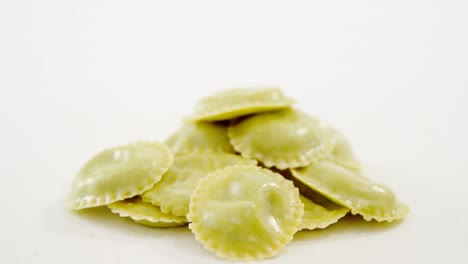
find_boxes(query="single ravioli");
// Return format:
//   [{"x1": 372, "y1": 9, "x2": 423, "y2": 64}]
[
  {"x1": 65, "y1": 141, "x2": 174, "y2": 210},
  {"x1": 325, "y1": 126, "x2": 361, "y2": 170},
  {"x1": 108, "y1": 197, "x2": 187, "y2": 228},
  {"x1": 299, "y1": 195, "x2": 349, "y2": 230},
  {"x1": 188, "y1": 87, "x2": 294, "y2": 122},
  {"x1": 165, "y1": 122, "x2": 234, "y2": 155},
  {"x1": 228, "y1": 109, "x2": 335, "y2": 169},
  {"x1": 141, "y1": 150, "x2": 257, "y2": 217},
  {"x1": 291, "y1": 160, "x2": 409, "y2": 222},
  {"x1": 271, "y1": 169, "x2": 349, "y2": 230},
  {"x1": 188, "y1": 165, "x2": 304, "y2": 261}
]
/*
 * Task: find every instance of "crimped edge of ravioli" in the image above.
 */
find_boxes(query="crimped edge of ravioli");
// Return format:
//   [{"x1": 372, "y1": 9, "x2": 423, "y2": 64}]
[
  {"x1": 141, "y1": 194, "x2": 162, "y2": 206},
  {"x1": 356, "y1": 203, "x2": 409, "y2": 222},
  {"x1": 142, "y1": 150, "x2": 258, "y2": 217},
  {"x1": 299, "y1": 195, "x2": 349, "y2": 230},
  {"x1": 228, "y1": 121, "x2": 335, "y2": 170},
  {"x1": 189, "y1": 103, "x2": 294, "y2": 122},
  {"x1": 167, "y1": 145, "x2": 235, "y2": 156},
  {"x1": 65, "y1": 141, "x2": 174, "y2": 210},
  {"x1": 291, "y1": 168, "x2": 409, "y2": 223},
  {"x1": 187, "y1": 88, "x2": 295, "y2": 122},
  {"x1": 188, "y1": 165, "x2": 304, "y2": 261},
  {"x1": 108, "y1": 197, "x2": 187, "y2": 228}
]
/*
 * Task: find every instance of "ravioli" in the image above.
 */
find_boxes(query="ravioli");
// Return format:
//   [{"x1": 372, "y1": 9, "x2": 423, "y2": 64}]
[
  {"x1": 188, "y1": 165, "x2": 303, "y2": 261},
  {"x1": 108, "y1": 197, "x2": 187, "y2": 228},
  {"x1": 65, "y1": 87, "x2": 409, "y2": 261},
  {"x1": 188, "y1": 87, "x2": 294, "y2": 122},
  {"x1": 228, "y1": 109, "x2": 335, "y2": 169},
  {"x1": 272, "y1": 168, "x2": 349, "y2": 230},
  {"x1": 142, "y1": 150, "x2": 257, "y2": 216},
  {"x1": 325, "y1": 126, "x2": 361, "y2": 170},
  {"x1": 299, "y1": 195, "x2": 349, "y2": 230},
  {"x1": 165, "y1": 122, "x2": 234, "y2": 155},
  {"x1": 291, "y1": 161, "x2": 409, "y2": 222},
  {"x1": 65, "y1": 141, "x2": 174, "y2": 210}
]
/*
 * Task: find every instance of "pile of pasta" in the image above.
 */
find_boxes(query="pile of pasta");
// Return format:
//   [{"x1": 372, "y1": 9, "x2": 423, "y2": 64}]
[{"x1": 66, "y1": 88, "x2": 408, "y2": 261}]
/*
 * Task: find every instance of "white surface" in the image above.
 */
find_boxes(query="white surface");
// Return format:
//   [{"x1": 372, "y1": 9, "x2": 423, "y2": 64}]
[{"x1": 1, "y1": 0, "x2": 467, "y2": 263}]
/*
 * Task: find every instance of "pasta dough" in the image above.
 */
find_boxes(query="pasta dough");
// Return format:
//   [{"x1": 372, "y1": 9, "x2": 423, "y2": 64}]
[
  {"x1": 188, "y1": 165, "x2": 303, "y2": 261},
  {"x1": 142, "y1": 150, "x2": 257, "y2": 216},
  {"x1": 292, "y1": 160, "x2": 409, "y2": 222},
  {"x1": 229, "y1": 109, "x2": 335, "y2": 169},
  {"x1": 325, "y1": 126, "x2": 361, "y2": 170},
  {"x1": 65, "y1": 141, "x2": 173, "y2": 210},
  {"x1": 65, "y1": 87, "x2": 409, "y2": 262},
  {"x1": 299, "y1": 195, "x2": 349, "y2": 230},
  {"x1": 109, "y1": 197, "x2": 187, "y2": 228},
  {"x1": 165, "y1": 122, "x2": 234, "y2": 155},
  {"x1": 188, "y1": 87, "x2": 294, "y2": 122}
]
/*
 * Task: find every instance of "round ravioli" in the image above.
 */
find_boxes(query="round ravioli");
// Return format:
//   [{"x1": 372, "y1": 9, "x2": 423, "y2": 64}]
[
  {"x1": 188, "y1": 165, "x2": 303, "y2": 261},
  {"x1": 65, "y1": 142, "x2": 174, "y2": 210},
  {"x1": 299, "y1": 195, "x2": 349, "y2": 230},
  {"x1": 270, "y1": 169, "x2": 349, "y2": 230},
  {"x1": 228, "y1": 109, "x2": 335, "y2": 169},
  {"x1": 325, "y1": 126, "x2": 361, "y2": 170},
  {"x1": 108, "y1": 197, "x2": 187, "y2": 228},
  {"x1": 188, "y1": 87, "x2": 294, "y2": 122},
  {"x1": 165, "y1": 122, "x2": 234, "y2": 155},
  {"x1": 291, "y1": 161, "x2": 409, "y2": 222},
  {"x1": 141, "y1": 150, "x2": 257, "y2": 217}
]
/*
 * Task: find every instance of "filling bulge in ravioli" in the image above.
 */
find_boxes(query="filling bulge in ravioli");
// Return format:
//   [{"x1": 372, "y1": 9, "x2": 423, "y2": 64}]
[
  {"x1": 188, "y1": 165, "x2": 303, "y2": 261},
  {"x1": 65, "y1": 141, "x2": 174, "y2": 210},
  {"x1": 165, "y1": 122, "x2": 235, "y2": 155},
  {"x1": 228, "y1": 109, "x2": 335, "y2": 169},
  {"x1": 292, "y1": 160, "x2": 409, "y2": 222}
]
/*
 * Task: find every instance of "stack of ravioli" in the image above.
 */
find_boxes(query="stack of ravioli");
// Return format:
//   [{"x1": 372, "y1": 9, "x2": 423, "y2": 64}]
[{"x1": 65, "y1": 88, "x2": 408, "y2": 261}]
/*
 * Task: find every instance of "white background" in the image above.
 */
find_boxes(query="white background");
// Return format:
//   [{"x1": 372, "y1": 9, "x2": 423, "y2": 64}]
[{"x1": 1, "y1": 0, "x2": 467, "y2": 263}]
